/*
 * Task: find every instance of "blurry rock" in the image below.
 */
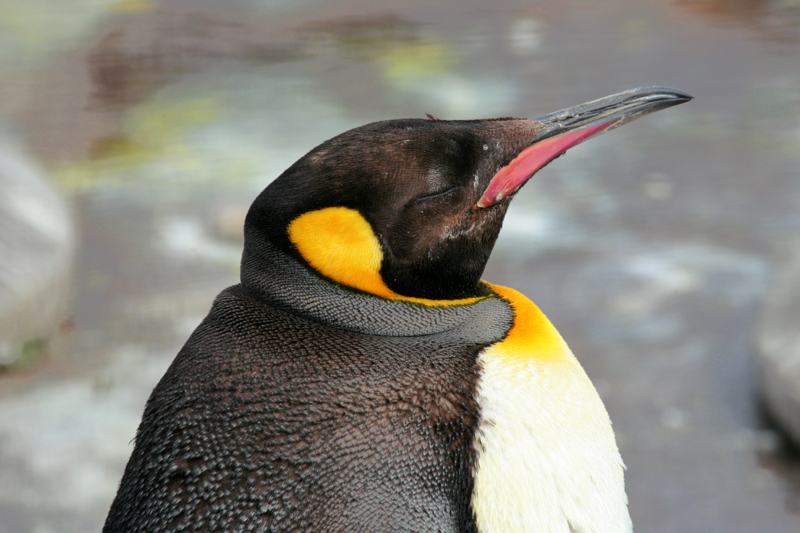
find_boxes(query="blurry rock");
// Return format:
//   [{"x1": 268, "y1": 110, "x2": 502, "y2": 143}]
[
  {"x1": 507, "y1": 18, "x2": 544, "y2": 56},
  {"x1": 214, "y1": 203, "x2": 248, "y2": 242},
  {"x1": 757, "y1": 240, "x2": 800, "y2": 448},
  {"x1": 0, "y1": 129, "x2": 76, "y2": 367}
]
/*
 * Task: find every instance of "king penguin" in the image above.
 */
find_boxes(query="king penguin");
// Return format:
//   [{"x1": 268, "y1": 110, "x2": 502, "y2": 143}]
[{"x1": 103, "y1": 87, "x2": 691, "y2": 533}]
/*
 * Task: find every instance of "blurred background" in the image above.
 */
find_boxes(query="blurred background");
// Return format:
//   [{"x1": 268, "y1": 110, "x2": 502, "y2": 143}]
[{"x1": 1, "y1": 0, "x2": 800, "y2": 531}]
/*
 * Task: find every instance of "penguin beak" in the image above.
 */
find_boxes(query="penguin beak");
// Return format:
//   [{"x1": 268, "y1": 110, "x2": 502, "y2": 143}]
[{"x1": 476, "y1": 86, "x2": 694, "y2": 208}]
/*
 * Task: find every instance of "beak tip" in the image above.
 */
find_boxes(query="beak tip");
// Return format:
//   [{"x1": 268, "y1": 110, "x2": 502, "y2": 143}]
[
  {"x1": 658, "y1": 87, "x2": 694, "y2": 102},
  {"x1": 638, "y1": 86, "x2": 695, "y2": 106}
]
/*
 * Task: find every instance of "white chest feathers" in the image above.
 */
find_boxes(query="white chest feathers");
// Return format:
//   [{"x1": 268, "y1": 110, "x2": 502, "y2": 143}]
[{"x1": 472, "y1": 285, "x2": 632, "y2": 533}]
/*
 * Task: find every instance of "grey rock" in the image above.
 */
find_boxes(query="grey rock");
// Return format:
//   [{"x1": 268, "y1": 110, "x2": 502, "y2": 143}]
[
  {"x1": 757, "y1": 240, "x2": 800, "y2": 448},
  {"x1": 0, "y1": 128, "x2": 76, "y2": 365}
]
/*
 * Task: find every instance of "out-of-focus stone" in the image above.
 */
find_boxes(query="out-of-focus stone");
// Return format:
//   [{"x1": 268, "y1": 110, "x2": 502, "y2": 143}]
[
  {"x1": 0, "y1": 129, "x2": 76, "y2": 367},
  {"x1": 757, "y1": 240, "x2": 800, "y2": 448},
  {"x1": 214, "y1": 203, "x2": 249, "y2": 242}
]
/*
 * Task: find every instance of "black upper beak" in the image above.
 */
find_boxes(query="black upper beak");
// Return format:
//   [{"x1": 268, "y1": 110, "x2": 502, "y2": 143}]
[
  {"x1": 532, "y1": 86, "x2": 694, "y2": 142},
  {"x1": 477, "y1": 86, "x2": 694, "y2": 207}
]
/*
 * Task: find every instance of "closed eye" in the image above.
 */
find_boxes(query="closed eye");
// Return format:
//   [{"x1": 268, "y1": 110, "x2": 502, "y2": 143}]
[{"x1": 416, "y1": 185, "x2": 460, "y2": 202}]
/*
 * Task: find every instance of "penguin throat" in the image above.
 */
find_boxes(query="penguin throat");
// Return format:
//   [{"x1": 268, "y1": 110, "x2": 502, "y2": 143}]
[
  {"x1": 240, "y1": 206, "x2": 514, "y2": 338},
  {"x1": 287, "y1": 207, "x2": 483, "y2": 307}
]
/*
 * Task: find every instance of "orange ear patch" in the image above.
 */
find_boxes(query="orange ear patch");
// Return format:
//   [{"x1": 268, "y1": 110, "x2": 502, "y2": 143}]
[
  {"x1": 288, "y1": 207, "x2": 392, "y2": 298},
  {"x1": 287, "y1": 207, "x2": 483, "y2": 307}
]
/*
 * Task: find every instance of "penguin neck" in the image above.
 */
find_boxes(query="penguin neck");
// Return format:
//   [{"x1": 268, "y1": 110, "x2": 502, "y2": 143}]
[{"x1": 240, "y1": 234, "x2": 513, "y2": 340}]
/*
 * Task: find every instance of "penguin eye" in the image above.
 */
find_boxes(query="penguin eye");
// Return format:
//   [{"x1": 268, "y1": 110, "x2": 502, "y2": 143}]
[{"x1": 416, "y1": 185, "x2": 460, "y2": 203}]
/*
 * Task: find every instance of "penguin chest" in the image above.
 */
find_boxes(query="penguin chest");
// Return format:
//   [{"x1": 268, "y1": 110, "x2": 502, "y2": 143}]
[{"x1": 471, "y1": 285, "x2": 631, "y2": 533}]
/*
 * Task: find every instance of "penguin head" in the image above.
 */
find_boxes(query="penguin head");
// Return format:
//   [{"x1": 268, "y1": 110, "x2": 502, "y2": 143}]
[{"x1": 243, "y1": 87, "x2": 692, "y2": 301}]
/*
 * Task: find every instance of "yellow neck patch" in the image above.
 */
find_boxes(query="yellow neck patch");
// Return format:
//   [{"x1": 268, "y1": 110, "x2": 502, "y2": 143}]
[
  {"x1": 485, "y1": 283, "x2": 574, "y2": 364},
  {"x1": 286, "y1": 207, "x2": 483, "y2": 306}
]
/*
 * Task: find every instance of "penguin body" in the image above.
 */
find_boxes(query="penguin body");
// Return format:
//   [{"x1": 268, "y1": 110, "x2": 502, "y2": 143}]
[
  {"x1": 104, "y1": 284, "x2": 509, "y2": 532},
  {"x1": 104, "y1": 88, "x2": 691, "y2": 533}
]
